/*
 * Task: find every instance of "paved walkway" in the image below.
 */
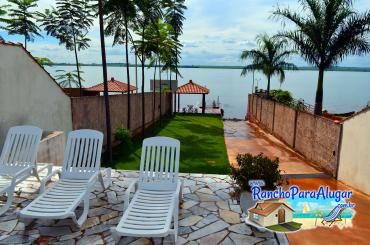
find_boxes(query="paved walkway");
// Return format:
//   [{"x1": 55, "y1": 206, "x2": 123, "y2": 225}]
[
  {"x1": 224, "y1": 120, "x2": 325, "y2": 177},
  {"x1": 0, "y1": 169, "x2": 279, "y2": 245}
]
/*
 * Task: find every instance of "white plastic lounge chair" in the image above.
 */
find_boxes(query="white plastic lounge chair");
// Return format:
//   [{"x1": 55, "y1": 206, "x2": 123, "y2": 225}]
[
  {"x1": 20, "y1": 129, "x2": 110, "y2": 226},
  {"x1": 112, "y1": 137, "x2": 182, "y2": 242},
  {"x1": 0, "y1": 125, "x2": 47, "y2": 215}
]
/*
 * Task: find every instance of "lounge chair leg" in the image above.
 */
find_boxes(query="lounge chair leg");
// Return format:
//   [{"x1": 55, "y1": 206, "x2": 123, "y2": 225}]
[
  {"x1": 32, "y1": 168, "x2": 41, "y2": 182},
  {"x1": 76, "y1": 194, "x2": 90, "y2": 226},
  {"x1": 174, "y1": 199, "x2": 179, "y2": 243},
  {"x1": 0, "y1": 190, "x2": 14, "y2": 216}
]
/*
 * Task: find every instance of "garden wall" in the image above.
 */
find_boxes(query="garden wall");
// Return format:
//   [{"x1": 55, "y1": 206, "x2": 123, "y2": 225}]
[
  {"x1": 71, "y1": 92, "x2": 172, "y2": 142},
  {"x1": 338, "y1": 108, "x2": 370, "y2": 195},
  {"x1": 37, "y1": 131, "x2": 65, "y2": 166},
  {"x1": 247, "y1": 94, "x2": 341, "y2": 177}
]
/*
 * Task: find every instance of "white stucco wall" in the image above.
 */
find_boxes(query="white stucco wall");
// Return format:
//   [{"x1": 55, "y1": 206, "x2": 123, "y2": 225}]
[
  {"x1": 338, "y1": 110, "x2": 370, "y2": 195},
  {"x1": 0, "y1": 44, "x2": 72, "y2": 145}
]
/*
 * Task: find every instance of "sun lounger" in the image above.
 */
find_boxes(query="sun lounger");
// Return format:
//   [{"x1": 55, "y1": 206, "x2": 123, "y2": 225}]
[
  {"x1": 0, "y1": 125, "x2": 49, "y2": 215},
  {"x1": 321, "y1": 205, "x2": 346, "y2": 226},
  {"x1": 19, "y1": 129, "x2": 110, "y2": 226},
  {"x1": 112, "y1": 137, "x2": 182, "y2": 242}
]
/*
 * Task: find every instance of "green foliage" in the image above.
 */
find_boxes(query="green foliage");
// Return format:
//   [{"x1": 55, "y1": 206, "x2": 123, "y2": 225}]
[
  {"x1": 40, "y1": 0, "x2": 94, "y2": 87},
  {"x1": 5, "y1": 0, "x2": 42, "y2": 49},
  {"x1": 34, "y1": 57, "x2": 53, "y2": 66},
  {"x1": 230, "y1": 153, "x2": 282, "y2": 192},
  {"x1": 270, "y1": 89, "x2": 293, "y2": 104},
  {"x1": 114, "y1": 126, "x2": 133, "y2": 153},
  {"x1": 274, "y1": 0, "x2": 370, "y2": 114},
  {"x1": 0, "y1": 4, "x2": 10, "y2": 41},
  {"x1": 240, "y1": 34, "x2": 297, "y2": 94},
  {"x1": 55, "y1": 69, "x2": 84, "y2": 88}
]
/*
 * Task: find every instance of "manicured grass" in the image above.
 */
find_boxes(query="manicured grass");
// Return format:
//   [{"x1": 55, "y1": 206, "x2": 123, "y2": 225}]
[
  {"x1": 108, "y1": 114, "x2": 230, "y2": 174},
  {"x1": 266, "y1": 222, "x2": 302, "y2": 232}
]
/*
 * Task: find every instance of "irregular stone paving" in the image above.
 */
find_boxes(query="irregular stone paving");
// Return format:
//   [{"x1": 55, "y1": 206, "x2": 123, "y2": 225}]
[{"x1": 0, "y1": 169, "x2": 280, "y2": 245}]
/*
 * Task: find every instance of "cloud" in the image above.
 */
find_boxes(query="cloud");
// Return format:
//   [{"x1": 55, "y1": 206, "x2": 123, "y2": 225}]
[{"x1": 1, "y1": 0, "x2": 369, "y2": 66}]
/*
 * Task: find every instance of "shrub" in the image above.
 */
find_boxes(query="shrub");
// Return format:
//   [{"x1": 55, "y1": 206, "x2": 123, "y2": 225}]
[
  {"x1": 270, "y1": 89, "x2": 293, "y2": 104},
  {"x1": 230, "y1": 153, "x2": 282, "y2": 192},
  {"x1": 114, "y1": 126, "x2": 132, "y2": 152}
]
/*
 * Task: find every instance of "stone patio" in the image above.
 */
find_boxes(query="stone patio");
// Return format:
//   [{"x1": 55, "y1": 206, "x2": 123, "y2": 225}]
[{"x1": 0, "y1": 169, "x2": 283, "y2": 245}]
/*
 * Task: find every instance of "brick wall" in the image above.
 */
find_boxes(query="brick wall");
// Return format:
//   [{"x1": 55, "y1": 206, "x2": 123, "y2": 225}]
[
  {"x1": 247, "y1": 94, "x2": 341, "y2": 177},
  {"x1": 71, "y1": 92, "x2": 172, "y2": 142}
]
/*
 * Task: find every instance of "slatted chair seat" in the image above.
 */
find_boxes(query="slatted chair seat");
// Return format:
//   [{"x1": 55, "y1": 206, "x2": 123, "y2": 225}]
[
  {"x1": 0, "y1": 125, "x2": 48, "y2": 216},
  {"x1": 21, "y1": 179, "x2": 90, "y2": 219},
  {"x1": 112, "y1": 137, "x2": 182, "y2": 242},
  {"x1": 20, "y1": 129, "x2": 110, "y2": 226},
  {"x1": 115, "y1": 188, "x2": 180, "y2": 237}
]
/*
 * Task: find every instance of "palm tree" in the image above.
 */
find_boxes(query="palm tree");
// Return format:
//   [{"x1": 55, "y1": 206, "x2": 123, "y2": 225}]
[
  {"x1": 40, "y1": 0, "x2": 94, "y2": 96},
  {"x1": 104, "y1": 0, "x2": 136, "y2": 130},
  {"x1": 97, "y1": 0, "x2": 113, "y2": 164},
  {"x1": 134, "y1": 0, "x2": 162, "y2": 139},
  {"x1": 0, "y1": 4, "x2": 10, "y2": 41},
  {"x1": 145, "y1": 19, "x2": 177, "y2": 125},
  {"x1": 274, "y1": 0, "x2": 370, "y2": 115},
  {"x1": 55, "y1": 69, "x2": 84, "y2": 88},
  {"x1": 164, "y1": 0, "x2": 186, "y2": 113},
  {"x1": 5, "y1": 0, "x2": 42, "y2": 49},
  {"x1": 241, "y1": 34, "x2": 297, "y2": 96}
]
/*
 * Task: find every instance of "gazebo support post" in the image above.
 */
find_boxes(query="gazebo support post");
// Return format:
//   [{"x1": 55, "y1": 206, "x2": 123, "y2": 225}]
[
  {"x1": 178, "y1": 93, "x2": 180, "y2": 112},
  {"x1": 202, "y1": 94, "x2": 206, "y2": 114},
  {"x1": 174, "y1": 92, "x2": 177, "y2": 114}
]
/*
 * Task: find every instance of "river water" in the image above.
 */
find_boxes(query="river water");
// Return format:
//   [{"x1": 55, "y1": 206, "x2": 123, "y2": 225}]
[{"x1": 46, "y1": 66, "x2": 370, "y2": 119}]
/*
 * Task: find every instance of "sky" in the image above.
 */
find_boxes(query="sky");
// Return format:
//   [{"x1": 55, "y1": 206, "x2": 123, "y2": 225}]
[{"x1": 1, "y1": 0, "x2": 369, "y2": 67}]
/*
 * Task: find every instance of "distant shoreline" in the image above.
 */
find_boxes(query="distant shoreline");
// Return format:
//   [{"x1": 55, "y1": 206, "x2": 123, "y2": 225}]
[{"x1": 51, "y1": 63, "x2": 370, "y2": 72}]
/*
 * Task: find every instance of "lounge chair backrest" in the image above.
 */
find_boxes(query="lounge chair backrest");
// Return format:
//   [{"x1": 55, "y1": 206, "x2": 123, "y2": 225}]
[
  {"x1": 62, "y1": 129, "x2": 104, "y2": 179},
  {"x1": 0, "y1": 125, "x2": 42, "y2": 169},
  {"x1": 325, "y1": 205, "x2": 345, "y2": 221},
  {"x1": 138, "y1": 137, "x2": 180, "y2": 191}
]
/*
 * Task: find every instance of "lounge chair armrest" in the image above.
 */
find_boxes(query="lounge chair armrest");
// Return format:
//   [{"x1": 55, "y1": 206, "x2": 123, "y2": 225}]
[
  {"x1": 14, "y1": 166, "x2": 33, "y2": 179},
  {"x1": 124, "y1": 179, "x2": 138, "y2": 211},
  {"x1": 87, "y1": 171, "x2": 101, "y2": 189},
  {"x1": 40, "y1": 169, "x2": 61, "y2": 193},
  {"x1": 174, "y1": 180, "x2": 183, "y2": 200}
]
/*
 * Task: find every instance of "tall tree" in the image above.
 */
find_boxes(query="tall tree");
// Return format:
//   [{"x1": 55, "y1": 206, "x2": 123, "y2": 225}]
[
  {"x1": 133, "y1": 0, "x2": 162, "y2": 139},
  {"x1": 55, "y1": 69, "x2": 84, "y2": 88},
  {"x1": 145, "y1": 19, "x2": 176, "y2": 125},
  {"x1": 104, "y1": 0, "x2": 136, "y2": 130},
  {"x1": 40, "y1": 0, "x2": 94, "y2": 96},
  {"x1": 5, "y1": 0, "x2": 41, "y2": 49},
  {"x1": 164, "y1": 0, "x2": 186, "y2": 112},
  {"x1": 240, "y1": 34, "x2": 297, "y2": 95},
  {"x1": 97, "y1": 0, "x2": 113, "y2": 164},
  {"x1": 274, "y1": 0, "x2": 370, "y2": 115}
]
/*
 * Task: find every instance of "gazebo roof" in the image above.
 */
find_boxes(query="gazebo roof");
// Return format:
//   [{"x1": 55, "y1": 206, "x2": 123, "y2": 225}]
[
  {"x1": 176, "y1": 80, "x2": 209, "y2": 94},
  {"x1": 86, "y1": 77, "x2": 137, "y2": 93}
]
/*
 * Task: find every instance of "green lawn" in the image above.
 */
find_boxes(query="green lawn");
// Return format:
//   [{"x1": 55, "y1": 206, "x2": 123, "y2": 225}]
[
  {"x1": 266, "y1": 222, "x2": 302, "y2": 232},
  {"x1": 108, "y1": 114, "x2": 230, "y2": 174}
]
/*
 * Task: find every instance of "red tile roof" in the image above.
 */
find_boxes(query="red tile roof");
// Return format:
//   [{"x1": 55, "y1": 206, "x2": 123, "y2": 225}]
[
  {"x1": 176, "y1": 80, "x2": 209, "y2": 94},
  {"x1": 86, "y1": 78, "x2": 137, "y2": 93},
  {"x1": 249, "y1": 202, "x2": 294, "y2": 216}
]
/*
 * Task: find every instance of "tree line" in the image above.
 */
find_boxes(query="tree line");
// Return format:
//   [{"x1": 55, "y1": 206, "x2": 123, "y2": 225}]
[{"x1": 0, "y1": 0, "x2": 187, "y2": 164}]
